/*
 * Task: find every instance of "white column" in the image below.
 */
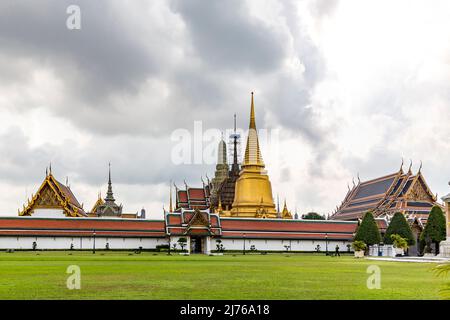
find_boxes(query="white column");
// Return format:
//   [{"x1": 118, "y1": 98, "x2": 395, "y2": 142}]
[
  {"x1": 186, "y1": 236, "x2": 191, "y2": 255},
  {"x1": 205, "y1": 236, "x2": 211, "y2": 255},
  {"x1": 439, "y1": 184, "x2": 450, "y2": 258}
]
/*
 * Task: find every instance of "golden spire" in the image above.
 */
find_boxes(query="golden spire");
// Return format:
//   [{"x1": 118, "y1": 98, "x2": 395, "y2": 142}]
[{"x1": 243, "y1": 92, "x2": 264, "y2": 167}]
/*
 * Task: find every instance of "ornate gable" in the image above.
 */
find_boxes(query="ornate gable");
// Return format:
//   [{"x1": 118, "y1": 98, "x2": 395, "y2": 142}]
[
  {"x1": 19, "y1": 173, "x2": 86, "y2": 217},
  {"x1": 34, "y1": 183, "x2": 62, "y2": 208},
  {"x1": 405, "y1": 174, "x2": 434, "y2": 202},
  {"x1": 188, "y1": 209, "x2": 209, "y2": 227}
]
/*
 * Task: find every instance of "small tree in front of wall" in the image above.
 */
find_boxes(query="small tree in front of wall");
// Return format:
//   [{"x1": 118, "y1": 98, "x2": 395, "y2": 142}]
[
  {"x1": 178, "y1": 237, "x2": 187, "y2": 252},
  {"x1": 391, "y1": 234, "x2": 408, "y2": 251},
  {"x1": 420, "y1": 206, "x2": 446, "y2": 254},
  {"x1": 384, "y1": 212, "x2": 415, "y2": 246},
  {"x1": 216, "y1": 240, "x2": 225, "y2": 253},
  {"x1": 354, "y1": 211, "x2": 381, "y2": 247},
  {"x1": 352, "y1": 240, "x2": 367, "y2": 252}
]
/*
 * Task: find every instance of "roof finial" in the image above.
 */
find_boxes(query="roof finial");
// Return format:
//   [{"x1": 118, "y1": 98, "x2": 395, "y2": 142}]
[
  {"x1": 408, "y1": 159, "x2": 413, "y2": 173},
  {"x1": 105, "y1": 162, "x2": 115, "y2": 202},
  {"x1": 49, "y1": 162, "x2": 52, "y2": 175},
  {"x1": 66, "y1": 176, "x2": 69, "y2": 187},
  {"x1": 357, "y1": 172, "x2": 361, "y2": 183},
  {"x1": 234, "y1": 113, "x2": 237, "y2": 133},
  {"x1": 400, "y1": 158, "x2": 404, "y2": 172},
  {"x1": 249, "y1": 92, "x2": 256, "y2": 130},
  {"x1": 418, "y1": 160, "x2": 423, "y2": 173},
  {"x1": 108, "y1": 162, "x2": 111, "y2": 184},
  {"x1": 45, "y1": 167, "x2": 48, "y2": 177},
  {"x1": 352, "y1": 177, "x2": 356, "y2": 187}
]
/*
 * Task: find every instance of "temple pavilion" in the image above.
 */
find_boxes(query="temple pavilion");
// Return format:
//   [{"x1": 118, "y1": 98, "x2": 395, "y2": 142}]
[{"x1": 330, "y1": 162, "x2": 442, "y2": 222}]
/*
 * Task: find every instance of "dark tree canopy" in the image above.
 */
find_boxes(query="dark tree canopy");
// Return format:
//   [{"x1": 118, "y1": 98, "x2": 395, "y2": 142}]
[
  {"x1": 420, "y1": 206, "x2": 446, "y2": 243},
  {"x1": 302, "y1": 212, "x2": 325, "y2": 220},
  {"x1": 354, "y1": 211, "x2": 381, "y2": 245},
  {"x1": 384, "y1": 212, "x2": 416, "y2": 245}
]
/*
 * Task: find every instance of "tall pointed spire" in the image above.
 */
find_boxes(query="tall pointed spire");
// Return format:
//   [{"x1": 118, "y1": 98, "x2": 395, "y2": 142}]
[
  {"x1": 217, "y1": 136, "x2": 227, "y2": 165},
  {"x1": 231, "y1": 92, "x2": 276, "y2": 218},
  {"x1": 249, "y1": 92, "x2": 256, "y2": 129},
  {"x1": 243, "y1": 92, "x2": 264, "y2": 167},
  {"x1": 105, "y1": 162, "x2": 115, "y2": 202},
  {"x1": 231, "y1": 113, "x2": 240, "y2": 174}
]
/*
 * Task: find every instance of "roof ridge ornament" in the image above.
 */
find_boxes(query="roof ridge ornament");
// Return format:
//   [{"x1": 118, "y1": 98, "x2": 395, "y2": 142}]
[
  {"x1": 408, "y1": 159, "x2": 413, "y2": 173},
  {"x1": 418, "y1": 160, "x2": 423, "y2": 173}
]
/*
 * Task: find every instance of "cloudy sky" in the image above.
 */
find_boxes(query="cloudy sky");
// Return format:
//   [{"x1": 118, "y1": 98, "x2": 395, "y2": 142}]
[{"x1": 1, "y1": 0, "x2": 449, "y2": 218}]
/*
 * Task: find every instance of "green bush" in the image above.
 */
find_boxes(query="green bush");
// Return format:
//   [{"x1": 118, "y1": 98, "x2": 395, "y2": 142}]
[
  {"x1": 352, "y1": 240, "x2": 367, "y2": 251},
  {"x1": 384, "y1": 212, "x2": 415, "y2": 245},
  {"x1": 354, "y1": 211, "x2": 381, "y2": 245},
  {"x1": 391, "y1": 234, "x2": 408, "y2": 250}
]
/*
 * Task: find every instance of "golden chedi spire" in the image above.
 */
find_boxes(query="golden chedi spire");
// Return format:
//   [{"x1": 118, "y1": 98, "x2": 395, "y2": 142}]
[
  {"x1": 244, "y1": 92, "x2": 265, "y2": 167},
  {"x1": 231, "y1": 92, "x2": 277, "y2": 218}
]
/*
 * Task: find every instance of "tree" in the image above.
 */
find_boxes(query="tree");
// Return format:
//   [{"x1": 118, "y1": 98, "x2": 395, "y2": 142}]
[
  {"x1": 420, "y1": 206, "x2": 446, "y2": 254},
  {"x1": 391, "y1": 234, "x2": 408, "y2": 250},
  {"x1": 354, "y1": 211, "x2": 381, "y2": 246},
  {"x1": 177, "y1": 237, "x2": 188, "y2": 252},
  {"x1": 384, "y1": 212, "x2": 415, "y2": 245},
  {"x1": 302, "y1": 212, "x2": 325, "y2": 220}
]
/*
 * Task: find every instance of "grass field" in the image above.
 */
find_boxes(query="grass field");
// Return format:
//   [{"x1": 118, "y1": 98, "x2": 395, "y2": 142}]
[{"x1": 0, "y1": 251, "x2": 447, "y2": 300}]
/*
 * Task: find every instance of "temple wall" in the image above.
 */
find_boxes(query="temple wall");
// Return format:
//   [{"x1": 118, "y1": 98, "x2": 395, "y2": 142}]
[
  {"x1": 218, "y1": 238, "x2": 353, "y2": 253},
  {"x1": 0, "y1": 236, "x2": 168, "y2": 250},
  {"x1": 0, "y1": 235, "x2": 352, "y2": 253}
]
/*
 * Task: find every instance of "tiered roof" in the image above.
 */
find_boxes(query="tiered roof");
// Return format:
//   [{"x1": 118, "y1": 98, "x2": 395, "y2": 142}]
[
  {"x1": 165, "y1": 209, "x2": 221, "y2": 236},
  {"x1": 174, "y1": 182, "x2": 211, "y2": 212},
  {"x1": 165, "y1": 209, "x2": 356, "y2": 240},
  {"x1": 331, "y1": 164, "x2": 440, "y2": 221}
]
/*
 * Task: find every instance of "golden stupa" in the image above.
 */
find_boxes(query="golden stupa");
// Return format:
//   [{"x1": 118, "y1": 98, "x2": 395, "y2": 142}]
[{"x1": 231, "y1": 92, "x2": 277, "y2": 218}]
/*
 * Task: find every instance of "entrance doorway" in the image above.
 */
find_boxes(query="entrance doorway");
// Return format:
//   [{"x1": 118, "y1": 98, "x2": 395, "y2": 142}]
[{"x1": 191, "y1": 237, "x2": 203, "y2": 253}]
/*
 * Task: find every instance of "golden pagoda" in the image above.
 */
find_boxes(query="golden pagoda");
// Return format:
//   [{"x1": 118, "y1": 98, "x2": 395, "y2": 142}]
[{"x1": 231, "y1": 92, "x2": 277, "y2": 218}]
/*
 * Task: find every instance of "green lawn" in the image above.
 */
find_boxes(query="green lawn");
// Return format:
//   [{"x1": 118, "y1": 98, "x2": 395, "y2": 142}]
[{"x1": 0, "y1": 251, "x2": 447, "y2": 300}]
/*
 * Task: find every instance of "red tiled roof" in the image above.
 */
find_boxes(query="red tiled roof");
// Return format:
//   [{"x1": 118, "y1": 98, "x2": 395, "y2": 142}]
[
  {"x1": 188, "y1": 188, "x2": 206, "y2": 200},
  {"x1": 0, "y1": 217, "x2": 165, "y2": 238},
  {"x1": 177, "y1": 190, "x2": 188, "y2": 203},
  {"x1": 220, "y1": 218, "x2": 357, "y2": 234}
]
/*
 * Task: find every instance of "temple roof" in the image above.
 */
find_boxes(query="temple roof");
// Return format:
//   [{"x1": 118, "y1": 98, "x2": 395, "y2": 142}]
[
  {"x1": 165, "y1": 210, "x2": 357, "y2": 240},
  {"x1": 174, "y1": 183, "x2": 210, "y2": 212},
  {"x1": 0, "y1": 216, "x2": 164, "y2": 237},
  {"x1": 331, "y1": 165, "x2": 440, "y2": 221},
  {"x1": 19, "y1": 172, "x2": 87, "y2": 217}
]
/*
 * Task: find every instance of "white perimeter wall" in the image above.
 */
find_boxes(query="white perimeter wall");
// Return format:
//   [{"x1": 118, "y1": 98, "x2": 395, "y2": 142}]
[
  {"x1": 0, "y1": 236, "x2": 168, "y2": 250},
  {"x1": 0, "y1": 236, "x2": 353, "y2": 252},
  {"x1": 217, "y1": 238, "x2": 353, "y2": 252}
]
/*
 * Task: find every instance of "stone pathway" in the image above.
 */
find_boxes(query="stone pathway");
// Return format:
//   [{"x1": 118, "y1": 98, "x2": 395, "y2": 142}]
[{"x1": 366, "y1": 256, "x2": 449, "y2": 263}]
